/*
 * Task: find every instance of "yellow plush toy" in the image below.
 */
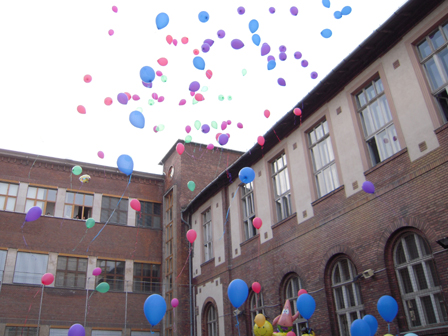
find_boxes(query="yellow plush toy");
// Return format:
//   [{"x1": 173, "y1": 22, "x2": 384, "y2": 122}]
[{"x1": 253, "y1": 321, "x2": 274, "y2": 336}]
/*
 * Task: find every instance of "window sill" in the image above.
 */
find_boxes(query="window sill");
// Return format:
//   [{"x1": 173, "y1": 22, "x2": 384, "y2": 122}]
[
  {"x1": 311, "y1": 185, "x2": 345, "y2": 207},
  {"x1": 364, "y1": 148, "x2": 408, "y2": 176},
  {"x1": 271, "y1": 213, "x2": 297, "y2": 230},
  {"x1": 200, "y1": 257, "x2": 215, "y2": 268},
  {"x1": 240, "y1": 234, "x2": 259, "y2": 247}
]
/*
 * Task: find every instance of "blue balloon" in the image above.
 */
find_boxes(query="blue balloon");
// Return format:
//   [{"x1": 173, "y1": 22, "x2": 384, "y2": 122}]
[
  {"x1": 117, "y1": 155, "x2": 134, "y2": 176},
  {"x1": 140, "y1": 66, "x2": 155, "y2": 83},
  {"x1": 155, "y1": 13, "x2": 169, "y2": 30},
  {"x1": 362, "y1": 315, "x2": 378, "y2": 336},
  {"x1": 129, "y1": 111, "x2": 145, "y2": 129},
  {"x1": 252, "y1": 34, "x2": 260, "y2": 46},
  {"x1": 198, "y1": 11, "x2": 209, "y2": 23},
  {"x1": 404, "y1": 334, "x2": 419, "y2": 336},
  {"x1": 193, "y1": 56, "x2": 205, "y2": 70},
  {"x1": 227, "y1": 279, "x2": 248, "y2": 308},
  {"x1": 239, "y1": 167, "x2": 255, "y2": 184},
  {"x1": 267, "y1": 60, "x2": 276, "y2": 70},
  {"x1": 322, "y1": 0, "x2": 330, "y2": 8},
  {"x1": 341, "y1": 6, "x2": 352, "y2": 15},
  {"x1": 249, "y1": 20, "x2": 259, "y2": 33},
  {"x1": 377, "y1": 295, "x2": 398, "y2": 322},
  {"x1": 321, "y1": 29, "x2": 333, "y2": 38},
  {"x1": 144, "y1": 294, "x2": 167, "y2": 326},
  {"x1": 334, "y1": 11, "x2": 342, "y2": 19},
  {"x1": 296, "y1": 294, "x2": 315, "y2": 320},
  {"x1": 350, "y1": 319, "x2": 370, "y2": 336}
]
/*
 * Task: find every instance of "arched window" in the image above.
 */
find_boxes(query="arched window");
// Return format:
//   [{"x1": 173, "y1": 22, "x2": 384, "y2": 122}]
[
  {"x1": 394, "y1": 232, "x2": 448, "y2": 328},
  {"x1": 250, "y1": 292, "x2": 265, "y2": 332},
  {"x1": 284, "y1": 275, "x2": 306, "y2": 335},
  {"x1": 332, "y1": 258, "x2": 364, "y2": 336},
  {"x1": 206, "y1": 304, "x2": 218, "y2": 336}
]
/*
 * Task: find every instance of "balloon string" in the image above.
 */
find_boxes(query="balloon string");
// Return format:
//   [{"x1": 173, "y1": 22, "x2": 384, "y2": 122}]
[
  {"x1": 21, "y1": 288, "x2": 41, "y2": 335},
  {"x1": 273, "y1": 129, "x2": 281, "y2": 142},
  {"x1": 219, "y1": 186, "x2": 240, "y2": 241},
  {"x1": 236, "y1": 314, "x2": 241, "y2": 336},
  {"x1": 173, "y1": 308, "x2": 176, "y2": 332},
  {"x1": 72, "y1": 228, "x2": 89, "y2": 252},
  {"x1": 27, "y1": 154, "x2": 40, "y2": 180},
  {"x1": 175, "y1": 247, "x2": 192, "y2": 283},
  {"x1": 86, "y1": 175, "x2": 132, "y2": 251}
]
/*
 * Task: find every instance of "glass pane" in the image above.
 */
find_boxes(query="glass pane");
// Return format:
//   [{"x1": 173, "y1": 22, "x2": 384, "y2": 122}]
[
  {"x1": 78, "y1": 258, "x2": 87, "y2": 272},
  {"x1": 378, "y1": 95, "x2": 392, "y2": 123},
  {"x1": 366, "y1": 84, "x2": 376, "y2": 101},
  {"x1": 74, "y1": 194, "x2": 84, "y2": 205},
  {"x1": 333, "y1": 264, "x2": 341, "y2": 284},
  {"x1": 419, "y1": 236, "x2": 431, "y2": 256},
  {"x1": 370, "y1": 100, "x2": 385, "y2": 130},
  {"x1": 426, "y1": 259, "x2": 440, "y2": 287},
  {"x1": 309, "y1": 130, "x2": 317, "y2": 144},
  {"x1": 395, "y1": 241, "x2": 407, "y2": 264},
  {"x1": 66, "y1": 273, "x2": 75, "y2": 287},
  {"x1": 6, "y1": 198, "x2": 16, "y2": 211},
  {"x1": 340, "y1": 259, "x2": 351, "y2": 282},
  {"x1": 67, "y1": 258, "x2": 77, "y2": 271},
  {"x1": 405, "y1": 235, "x2": 419, "y2": 260},
  {"x1": 376, "y1": 129, "x2": 393, "y2": 161},
  {"x1": 47, "y1": 189, "x2": 57, "y2": 201},
  {"x1": 36, "y1": 188, "x2": 46, "y2": 200},
  {"x1": 35, "y1": 201, "x2": 44, "y2": 210},
  {"x1": 312, "y1": 147, "x2": 322, "y2": 171},
  {"x1": 421, "y1": 295, "x2": 437, "y2": 324},
  {"x1": 438, "y1": 48, "x2": 448, "y2": 80},
  {"x1": 27, "y1": 187, "x2": 37, "y2": 199},
  {"x1": 418, "y1": 39, "x2": 432, "y2": 59},
  {"x1": 323, "y1": 167, "x2": 334, "y2": 195},
  {"x1": 323, "y1": 120, "x2": 329, "y2": 135},
  {"x1": 0, "y1": 196, "x2": 4, "y2": 210},
  {"x1": 55, "y1": 272, "x2": 64, "y2": 287},
  {"x1": 375, "y1": 78, "x2": 384, "y2": 94},
  {"x1": 387, "y1": 125, "x2": 401, "y2": 154},
  {"x1": 64, "y1": 205, "x2": 72, "y2": 218},
  {"x1": 319, "y1": 140, "x2": 330, "y2": 167},
  {"x1": 361, "y1": 108, "x2": 374, "y2": 136},
  {"x1": 347, "y1": 285, "x2": 356, "y2": 307},
  {"x1": 399, "y1": 268, "x2": 414, "y2": 293},
  {"x1": 331, "y1": 164, "x2": 339, "y2": 189},
  {"x1": 334, "y1": 287, "x2": 345, "y2": 309},
  {"x1": 57, "y1": 256, "x2": 67, "y2": 270},
  {"x1": 444, "y1": 23, "x2": 448, "y2": 40},
  {"x1": 315, "y1": 125, "x2": 324, "y2": 140},
  {"x1": 434, "y1": 293, "x2": 448, "y2": 322},
  {"x1": 407, "y1": 299, "x2": 422, "y2": 327},
  {"x1": 430, "y1": 29, "x2": 445, "y2": 50},
  {"x1": 77, "y1": 273, "x2": 86, "y2": 287},
  {"x1": 424, "y1": 58, "x2": 444, "y2": 90},
  {"x1": 356, "y1": 92, "x2": 367, "y2": 108},
  {"x1": 25, "y1": 200, "x2": 34, "y2": 213},
  {"x1": 8, "y1": 184, "x2": 18, "y2": 196},
  {"x1": 0, "y1": 183, "x2": 7, "y2": 195},
  {"x1": 413, "y1": 263, "x2": 428, "y2": 290},
  {"x1": 338, "y1": 314, "x2": 349, "y2": 336}
]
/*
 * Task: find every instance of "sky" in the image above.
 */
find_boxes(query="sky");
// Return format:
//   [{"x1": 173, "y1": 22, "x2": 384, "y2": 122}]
[{"x1": 0, "y1": 0, "x2": 408, "y2": 175}]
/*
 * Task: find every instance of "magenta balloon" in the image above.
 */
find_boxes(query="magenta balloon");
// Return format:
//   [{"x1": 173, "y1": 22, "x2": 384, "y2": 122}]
[
  {"x1": 278, "y1": 78, "x2": 286, "y2": 86},
  {"x1": 237, "y1": 122, "x2": 243, "y2": 129},
  {"x1": 97, "y1": 151, "x2": 104, "y2": 159},
  {"x1": 179, "y1": 99, "x2": 186, "y2": 106},
  {"x1": 301, "y1": 60, "x2": 309, "y2": 67},
  {"x1": 290, "y1": 6, "x2": 298, "y2": 16},
  {"x1": 186, "y1": 125, "x2": 191, "y2": 133},
  {"x1": 227, "y1": 120, "x2": 232, "y2": 125},
  {"x1": 189, "y1": 81, "x2": 200, "y2": 92},
  {"x1": 279, "y1": 52, "x2": 287, "y2": 61},
  {"x1": 221, "y1": 122, "x2": 227, "y2": 131},
  {"x1": 217, "y1": 30, "x2": 225, "y2": 38},
  {"x1": 269, "y1": 7, "x2": 275, "y2": 13},
  {"x1": 218, "y1": 134, "x2": 229, "y2": 145},
  {"x1": 152, "y1": 92, "x2": 158, "y2": 100},
  {"x1": 25, "y1": 206, "x2": 42, "y2": 222},
  {"x1": 153, "y1": 126, "x2": 158, "y2": 133},
  {"x1": 204, "y1": 39, "x2": 214, "y2": 47},
  {"x1": 171, "y1": 298, "x2": 179, "y2": 308},
  {"x1": 112, "y1": 6, "x2": 118, "y2": 13},
  {"x1": 231, "y1": 39, "x2": 244, "y2": 50},
  {"x1": 267, "y1": 55, "x2": 275, "y2": 62},
  {"x1": 132, "y1": 94, "x2": 140, "y2": 101},
  {"x1": 158, "y1": 96, "x2": 164, "y2": 102},
  {"x1": 207, "y1": 144, "x2": 214, "y2": 150},
  {"x1": 92, "y1": 267, "x2": 102, "y2": 276},
  {"x1": 201, "y1": 43, "x2": 210, "y2": 53},
  {"x1": 261, "y1": 43, "x2": 270, "y2": 56},
  {"x1": 279, "y1": 45, "x2": 286, "y2": 52},
  {"x1": 117, "y1": 93, "x2": 128, "y2": 105},
  {"x1": 294, "y1": 51, "x2": 302, "y2": 59}
]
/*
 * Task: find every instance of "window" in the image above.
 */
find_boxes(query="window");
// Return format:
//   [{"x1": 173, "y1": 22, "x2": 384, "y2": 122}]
[
  {"x1": 13, "y1": 252, "x2": 48, "y2": 285},
  {"x1": 136, "y1": 201, "x2": 162, "y2": 229},
  {"x1": 250, "y1": 292, "x2": 265, "y2": 334},
  {"x1": 0, "y1": 250, "x2": 7, "y2": 282},
  {"x1": 5, "y1": 327, "x2": 38, "y2": 336},
  {"x1": 64, "y1": 192, "x2": 93, "y2": 219},
  {"x1": 49, "y1": 329, "x2": 69, "y2": 336},
  {"x1": 206, "y1": 304, "x2": 218, "y2": 336},
  {"x1": 284, "y1": 275, "x2": 306, "y2": 335},
  {"x1": 55, "y1": 256, "x2": 87, "y2": 288},
  {"x1": 96, "y1": 259, "x2": 125, "y2": 291},
  {"x1": 164, "y1": 191, "x2": 174, "y2": 335},
  {"x1": 0, "y1": 182, "x2": 18, "y2": 211},
  {"x1": 308, "y1": 120, "x2": 340, "y2": 197},
  {"x1": 242, "y1": 182, "x2": 256, "y2": 240},
  {"x1": 131, "y1": 332, "x2": 160, "y2": 336},
  {"x1": 203, "y1": 209, "x2": 213, "y2": 262},
  {"x1": 101, "y1": 196, "x2": 128, "y2": 225},
  {"x1": 271, "y1": 154, "x2": 292, "y2": 221},
  {"x1": 394, "y1": 233, "x2": 448, "y2": 328},
  {"x1": 356, "y1": 78, "x2": 400, "y2": 166},
  {"x1": 91, "y1": 331, "x2": 122, "y2": 336},
  {"x1": 133, "y1": 263, "x2": 161, "y2": 293},
  {"x1": 332, "y1": 258, "x2": 364, "y2": 336},
  {"x1": 417, "y1": 22, "x2": 448, "y2": 122},
  {"x1": 26, "y1": 187, "x2": 57, "y2": 216}
]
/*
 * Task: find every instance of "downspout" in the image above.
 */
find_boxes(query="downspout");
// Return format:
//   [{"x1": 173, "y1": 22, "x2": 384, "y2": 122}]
[{"x1": 181, "y1": 210, "x2": 193, "y2": 336}]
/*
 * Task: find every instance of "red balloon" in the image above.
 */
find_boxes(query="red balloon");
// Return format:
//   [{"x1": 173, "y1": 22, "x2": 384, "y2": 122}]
[
  {"x1": 166, "y1": 35, "x2": 173, "y2": 44},
  {"x1": 181, "y1": 37, "x2": 189, "y2": 44},
  {"x1": 293, "y1": 108, "x2": 302, "y2": 116},
  {"x1": 258, "y1": 136, "x2": 265, "y2": 146},
  {"x1": 130, "y1": 199, "x2": 141, "y2": 211},
  {"x1": 125, "y1": 92, "x2": 131, "y2": 100},
  {"x1": 298, "y1": 289, "x2": 308, "y2": 297},
  {"x1": 186, "y1": 229, "x2": 197, "y2": 243},
  {"x1": 206, "y1": 70, "x2": 213, "y2": 79},
  {"x1": 84, "y1": 75, "x2": 92, "y2": 83},
  {"x1": 264, "y1": 109, "x2": 270, "y2": 118},
  {"x1": 253, "y1": 217, "x2": 262, "y2": 229},
  {"x1": 173, "y1": 39, "x2": 178, "y2": 46},
  {"x1": 193, "y1": 49, "x2": 199, "y2": 55},
  {"x1": 41, "y1": 273, "x2": 54, "y2": 286},
  {"x1": 176, "y1": 143, "x2": 185, "y2": 155},
  {"x1": 195, "y1": 93, "x2": 204, "y2": 101},
  {"x1": 216, "y1": 133, "x2": 222, "y2": 141},
  {"x1": 77, "y1": 105, "x2": 86, "y2": 114},
  {"x1": 158, "y1": 58, "x2": 168, "y2": 66},
  {"x1": 252, "y1": 282, "x2": 261, "y2": 294},
  {"x1": 104, "y1": 97, "x2": 113, "y2": 106}
]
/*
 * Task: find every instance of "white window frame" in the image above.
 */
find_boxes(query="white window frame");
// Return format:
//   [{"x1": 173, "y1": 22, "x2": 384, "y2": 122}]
[
  {"x1": 131, "y1": 332, "x2": 160, "y2": 336},
  {"x1": 64, "y1": 191, "x2": 93, "y2": 219},
  {"x1": 271, "y1": 153, "x2": 292, "y2": 222},
  {"x1": 0, "y1": 250, "x2": 7, "y2": 283},
  {"x1": 332, "y1": 259, "x2": 365, "y2": 336},
  {"x1": 207, "y1": 304, "x2": 218, "y2": 336},
  {"x1": 25, "y1": 186, "x2": 57, "y2": 216},
  {"x1": 285, "y1": 275, "x2": 306, "y2": 335},
  {"x1": 242, "y1": 182, "x2": 257, "y2": 240},
  {"x1": 91, "y1": 331, "x2": 122, "y2": 336},
  {"x1": 0, "y1": 182, "x2": 19, "y2": 211},
  {"x1": 13, "y1": 252, "x2": 48, "y2": 285},
  {"x1": 250, "y1": 292, "x2": 265, "y2": 334},
  {"x1": 5, "y1": 327, "x2": 38, "y2": 336},
  {"x1": 49, "y1": 329, "x2": 69, "y2": 336},
  {"x1": 203, "y1": 209, "x2": 213, "y2": 262},
  {"x1": 308, "y1": 120, "x2": 340, "y2": 197}
]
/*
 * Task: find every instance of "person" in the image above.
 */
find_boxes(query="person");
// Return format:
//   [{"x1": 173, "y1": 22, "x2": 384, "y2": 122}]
[
  {"x1": 46, "y1": 212, "x2": 50, "y2": 215},
  {"x1": 74, "y1": 215, "x2": 79, "y2": 219}
]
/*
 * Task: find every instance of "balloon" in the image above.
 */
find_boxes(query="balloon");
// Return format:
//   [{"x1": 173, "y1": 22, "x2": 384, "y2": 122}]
[
  {"x1": 237, "y1": 122, "x2": 243, "y2": 129},
  {"x1": 404, "y1": 334, "x2": 418, "y2": 336},
  {"x1": 321, "y1": 29, "x2": 333, "y2": 38},
  {"x1": 192, "y1": 98, "x2": 198, "y2": 105},
  {"x1": 142, "y1": 81, "x2": 152, "y2": 88},
  {"x1": 152, "y1": 93, "x2": 158, "y2": 100},
  {"x1": 210, "y1": 121, "x2": 217, "y2": 129},
  {"x1": 201, "y1": 86, "x2": 208, "y2": 92},
  {"x1": 193, "y1": 49, "x2": 199, "y2": 55},
  {"x1": 157, "y1": 58, "x2": 168, "y2": 66},
  {"x1": 242, "y1": 69, "x2": 247, "y2": 76},
  {"x1": 161, "y1": 75, "x2": 167, "y2": 82},
  {"x1": 144, "y1": 294, "x2": 167, "y2": 326},
  {"x1": 278, "y1": 78, "x2": 286, "y2": 86},
  {"x1": 269, "y1": 7, "x2": 275, "y2": 13},
  {"x1": 96, "y1": 282, "x2": 110, "y2": 293},
  {"x1": 202, "y1": 124, "x2": 210, "y2": 133},
  {"x1": 108, "y1": 29, "x2": 114, "y2": 36},
  {"x1": 179, "y1": 99, "x2": 186, "y2": 106},
  {"x1": 249, "y1": 20, "x2": 259, "y2": 33},
  {"x1": 218, "y1": 95, "x2": 224, "y2": 101},
  {"x1": 156, "y1": 12, "x2": 169, "y2": 30},
  {"x1": 193, "y1": 57, "x2": 205, "y2": 70},
  {"x1": 117, "y1": 154, "x2": 134, "y2": 176},
  {"x1": 377, "y1": 295, "x2": 398, "y2": 322},
  {"x1": 334, "y1": 11, "x2": 342, "y2": 19},
  {"x1": 227, "y1": 279, "x2": 248, "y2": 308},
  {"x1": 132, "y1": 94, "x2": 140, "y2": 101},
  {"x1": 219, "y1": 134, "x2": 229, "y2": 146},
  {"x1": 86, "y1": 218, "x2": 95, "y2": 229},
  {"x1": 228, "y1": 96, "x2": 233, "y2": 101},
  {"x1": 77, "y1": 105, "x2": 86, "y2": 114},
  {"x1": 72, "y1": 166, "x2": 82, "y2": 175},
  {"x1": 148, "y1": 99, "x2": 155, "y2": 106},
  {"x1": 92, "y1": 267, "x2": 101, "y2": 276},
  {"x1": 231, "y1": 39, "x2": 244, "y2": 50},
  {"x1": 294, "y1": 51, "x2": 302, "y2": 59},
  {"x1": 261, "y1": 43, "x2": 270, "y2": 56},
  {"x1": 171, "y1": 298, "x2": 179, "y2": 308},
  {"x1": 156, "y1": 71, "x2": 162, "y2": 76},
  {"x1": 311, "y1": 72, "x2": 318, "y2": 79},
  {"x1": 350, "y1": 319, "x2": 371, "y2": 336},
  {"x1": 173, "y1": 39, "x2": 178, "y2": 46},
  {"x1": 204, "y1": 39, "x2": 214, "y2": 47},
  {"x1": 290, "y1": 6, "x2": 298, "y2": 16},
  {"x1": 189, "y1": 81, "x2": 200, "y2": 92},
  {"x1": 252, "y1": 34, "x2": 261, "y2": 46},
  {"x1": 217, "y1": 30, "x2": 225, "y2": 38},
  {"x1": 267, "y1": 60, "x2": 276, "y2": 70},
  {"x1": 239, "y1": 167, "x2": 255, "y2": 184},
  {"x1": 341, "y1": 6, "x2": 352, "y2": 15},
  {"x1": 216, "y1": 133, "x2": 222, "y2": 141},
  {"x1": 41, "y1": 273, "x2": 54, "y2": 285},
  {"x1": 187, "y1": 181, "x2": 196, "y2": 191},
  {"x1": 136, "y1": 107, "x2": 143, "y2": 112},
  {"x1": 158, "y1": 96, "x2": 165, "y2": 103},
  {"x1": 294, "y1": 108, "x2": 302, "y2": 116},
  {"x1": 166, "y1": 35, "x2": 173, "y2": 44},
  {"x1": 237, "y1": 6, "x2": 245, "y2": 14},
  {"x1": 158, "y1": 124, "x2": 165, "y2": 131},
  {"x1": 117, "y1": 93, "x2": 128, "y2": 104},
  {"x1": 130, "y1": 199, "x2": 141, "y2": 212},
  {"x1": 124, "y1": 92, "x2": 131, "y2": 101},
  {"x1": 104, "y1": 97, "x2": 113, "y2": 106},
  {"x1": 298, "y1": 289, "x2": 307, "y2": 297},
  {"x1": 279, "y1": 45, "x2": 287, "y2": 52},
  {"x1": 176, "y1": 143, "x2": 185, "y2": 155},
  {"x1": 279, "y1": 52, "x2": 287, "y2": 61},
  {"x1": 322, "y1": 0, "x2": 330, "y2": 8},
  {"x1": 257, "y1": 136, "x2": 265, "y2": 147},
  {"x1": 202, "y1": 43, "x2": 210, "y2": 53},
  {"x1": 185, "y1": 125, "x2": 191, "y2": 133},
  {"x1": 207, "y1": 144, "x2": 214, "y2": 150},
  {"x1": 181, "y1": 37, "x2": 189, "y2": 44},
  {"x1": 302, "y1": 60, "x2": 309, "y2": 67},
  {"x1": 140, "y1": 66, "x2": 155, "y2": 83},
  {"x1": 195, "y1": 93, "x2": 204, "y2": 101},
  {"x1": 185, "y1": 135, "x2": 192, "y2": 143},
  {"x1": 83, "y1": 75, "x2": 92, "y2": 83},
  {"x1": 98, "y1": 151, "x2": 104, "y2": 159},
  {"x1": 221, "y1": 122, "x2": 227, "y2": 131},
  {"x1": 206, "y1": 70, "x2": 213, "y2": 79},
  {"x1": 198, "y1": 11, "x2": 209, "y2": 23},
  {"x1": 286, "y1": 332, "x2": 295, "y2": 336},
  {"x1": 267, "y1": 55, "x2": 275, "y2": 62},
  {"x1": 227, "y1": 120, "x2": 232, "y2": 125},
  {"x1": 112, "y1": 6, "x2": 118, "y2": 13},
  {"x1": 362, "y1": 315, "x2": 378, "y2": 336},
  {"x1": 362, "y1": 181, "x2": 375, "y2": 194},
  {"x1": 296, "y1": 294, "x2": 315, "y2": 319},
  {"x1": 68, "y1": 324, "x2": 85, "y2": 336},
  {"x1": 186, "y1": 229, "x2": 197, "y2": 243},
  {"x1": 254, "y1": 313, "x2": 265, "y2": 327},
  {"x1": 129, "y1": 111, "x2": 145, "y2": 129},
  {"x1": 79, "y1": 174, "x2": 91, "y2": 184},
  {"x1": 153, "y1": 126, "x2": 158, "y2": 133},
  {"x1": 252, "y1": 282, "x2": 261, "y2": 294},
  {"x1": 253, "y1": 217, "x2": 262, "y2": 229}
]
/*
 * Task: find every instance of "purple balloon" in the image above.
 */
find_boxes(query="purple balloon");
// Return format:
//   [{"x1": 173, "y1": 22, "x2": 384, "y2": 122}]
[
  {"x1": 279, "y1": 45, "x2": 286, "y2": 52},
  {"x1": 278, "y1": 78, "x2": 286, "y2": 86},
  {"x1": 25, "y1": 206, "x2": 42, "y2": 222},
  {"x1": 311, "y1": 71, "x2": 318, "y2": 79},
  {"x1": 117, "y1": 93, "x2": 128, "y2": 105},
  {"x1": 231, "y1": 39, "x2": 244, "y2": 50},
  {"x1": 142, "y1": 81, "x2": 153, "y2": 88},
  {"x1": 294, "y1": 51, "x2": 302, "y2": 59},
  {"x1": 202, "y1": 124, "x2": 210, "y2": 134},
  {"x1": 237, "y1": 6, "x2": 245, "y2": 15},
  {"x1": 269, "y1": 7, "x2": 275, "y2": 14},
  {"x1": 217, "y1": 30, "x2": 225, "y2": 39},
  {"x1": 189, "y1": 81, "x2": 200, "y2": 92},
  {"x1": 362, "y1": 181, "x2": 375, "y2": 194},
  {"x1": 267, "y1": 55, "x2": 275, "y2": 62},
  {"x1": 279, "y1": 52, "x2": 287, "y2": 61},
  {"x1": 68, "y1": 324, "x2": 85, "y2": 336},
  {"x1": 290, "y1": 6, "x2": 298, "y2": 16},
  {"x1": 204, "y1": 39, "x2": 214, "y2": 47},
  {"x1": 218, "y1": 134, "x2": 229, "y2": 146},
  {"x1": 202, "y1": 43, "x2": 210, "y2": 53},
  {"x1": 301, "y1": 60, "x2": 309, "y2": 67},
  {"x1": 261, "y1": 43, "x2": 270, "y2": 56}
]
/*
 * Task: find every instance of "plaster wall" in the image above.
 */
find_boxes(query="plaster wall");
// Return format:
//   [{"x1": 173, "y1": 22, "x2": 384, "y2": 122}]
[{"x1": 195, "y1": 278, "x2": 225, "y2": 336}]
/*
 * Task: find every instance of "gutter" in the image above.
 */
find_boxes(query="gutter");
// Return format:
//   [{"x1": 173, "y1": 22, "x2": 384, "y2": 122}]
[{"x1": 180, "y1": 210, "x2": 193, "y2": 336}]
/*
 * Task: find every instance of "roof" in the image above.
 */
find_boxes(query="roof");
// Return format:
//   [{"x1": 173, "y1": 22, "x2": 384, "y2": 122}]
[{"x1": 182, "y1": 0, "x2": 445, "y2": 215}]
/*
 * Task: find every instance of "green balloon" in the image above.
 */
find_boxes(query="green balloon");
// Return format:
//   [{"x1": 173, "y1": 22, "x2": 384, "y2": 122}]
[
  {"x1": 96, "y1": 282, "x2": 110, "y2": 293},
  {"x1": 242, "y1": 69, "x2": 247, "y2": 76},
  {"x1": 194, "y1": 120, "x2": 201, "y2": 130},
  {"x1": 156, "y1": 126, "x2": 160, "y2": 131},
  {"x1": 148, "y1": 99, "x2": 155, "y2": 106},
  {"x1": 158, "y1": 124, "x2": 165, "y2": 131},
  {"x1": 201, "y1": 86, "x2": 208, "y2": 92},
  {"x1": 136, "y1": 107, "x2": 143, "y2": 112},
  {"x1": 192, "y1": 98, "x2": 198, "y2": 105},
  {"x1": 211, "y1": 121, "x2": 218, "y2": 129},
  {"x1": 228, "y1": 96, "x2": 233, "y2": 101},
  {"x1": 187, "y1": 181, "x2": 196, "y2": 192},
  {"x1": 86, "y1": 218, "x2": 95, "y2": 229},
  {"x1": 218, "y1": 95, "x2": 224, "y2": 101},
  {"x1": 72, "y1": 166, "x2": 82, "y2": 176},
  {"x1": 185, "y1": 135, "x2": 192, "y2": 143},
  {"x1": 161, "y1": 75, "x2": 167, "y2": 82}
]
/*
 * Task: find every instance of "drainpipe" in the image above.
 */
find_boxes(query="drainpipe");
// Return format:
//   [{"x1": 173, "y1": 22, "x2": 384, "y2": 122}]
[{"x1": 181, "y1": 211, "x2": 193, "y2": 336}]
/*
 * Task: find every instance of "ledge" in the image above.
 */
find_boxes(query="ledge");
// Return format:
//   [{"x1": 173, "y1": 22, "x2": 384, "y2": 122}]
[
  {"x1": 435, "y1": 121, "x2": 448, "y2": 134},
  {"x1": 311, "y1": 185, "x2": 345, "y2": 207},
  {"x1": 272, "y1": 213, "x2": 297, "y2": 230},
  {"x1": 200, "y1": 257, "x2": 215, "y2": 268},
  {"x1": 364, "y1": 148, "x2": 408, "y2": 176},
  {"x1": 240, "y1": 234, "x2": 259, "y2": 247}
]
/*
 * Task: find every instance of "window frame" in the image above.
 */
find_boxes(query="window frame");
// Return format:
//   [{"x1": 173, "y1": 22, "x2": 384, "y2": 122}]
[
  {"x1": 206, "y1": 304, "x2": 218, "y2": 336},
  {"x1": 101, "y1": 196, "x2": 128, "y2": 225},
  {"x1": 270, "y1": 153, "x2": 292, "y2": 222},
  {"x1": 13, "y1": 252, "x2": 49, "y2": 285},
  {"x1": 250, "y1": 291, "x2": 265, "y2": 334},
  {"x1": 55, "y1": 256, "x2": 87, "y2": 289},
  {"x1": 203, "y1": 208, "x2": 213, "y2": 262},
  {"x1": 96, "y1": 259, "x2": 125, "y2": 292},
  {"x1": 64, "y1": 191, "x2": 93, "y2": 219},
  {"x1": 5, "y1": 327, "x2": 38, "y2": 336},
  {"x1": 241, "y1": 182, "x2": 257, "y2": 241},
  {"x1": 0, "y1": 181, "x2": 19, "y2": 212},
  {"x1": 25, "y1": 186, "x2": 57, "y2": 216},
  {"x1": 136, "y1": 201, "x2": 162, "y2": 229},
  {"x1": 284, "y1": 274, "x2": 306, "y2": 335},
  {"x1": 133, "y1": 262, "x2": 161, "y2": 294},
  {"x1": 0, "y1": 249, "x2": 7, "y2": 282}
]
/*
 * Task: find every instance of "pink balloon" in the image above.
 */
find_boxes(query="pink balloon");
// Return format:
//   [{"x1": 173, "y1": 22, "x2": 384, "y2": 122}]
[
  {"x1": 185, "y1": 125, "x2": 191, "y2": 133},
  {"x1": 83, "y1": 75, "x2": 92, "y2": 83},
  {"x1": 195, "y1": 93, "x2": 204, "y2": 101},
  {"x1": 215, "y1": 133, "x2": 222, "y2": 142},
  {"x1": 171, "y1": 298, "x2": 179, "y2": 308},
  {"x1": 132, "y1": 94, "x2": 140, "y2": 101},
  {"x1": 298, "y1": 289, "x2": 308, "y2": 297},
  {"x1": 130, "y1": 199, "x2": 141, "y2": 212},
  {"x1": 179, "y1": 99, "x2": 186, "y2": 106},
  {"x1": 237, "y1": 122, "x2": 243, "y2": 129},
  {"x1": 193, "y1": 49, "x2": 199, "y2": 55},
  {"x1": 252, "y1": 282, "x2": 261, "y2": 294},
  {"x1": 166, "y1": 35, "x2": 173, "y2": 45},
  {"x1": 157, "y1": 58, "x2": 168, "y2": 66},
  {"x1": 186, "y1": 229, "x2": 197, "y2": 243},
  {"x1": 77, "y1": 105, "x2": 86, "y2": 114},
  {"x1": 97, "y1": 151, "x2": 104, "y2": 159},
  {"x1": 181, "y1": 37, "x2": 189, "y2": 44},
  {"x1": 177, "y1": 143, "x2": 185, "y2": 155},
  {"x1": 264, "y1": 110, "x2": 270, "y2": 118},
  {"x1": 173, "y1": 39, "x2": 178, "y2": 46},
  {"x1": 156, "y1": 71, "x2": 163, "y2": 77},
  {"x1": 152, "y1": 93, "x2": 158, "y2": 100},
  {"x1": 92, "y1": 267, "x2": 102, "y2": 276},
  {"x1": 190, "y1": 91, "x2": 195, "y2": 96},
  {"x1": 112, "y1": 6, "x2": 118, "y2": 13},
  {"x1": 227, "y1": 120, "x2": 231, "y2": 125},
  {"x1": 253, "y1": 217, "x2": 262, "y2": 229},
  {"x1": 108, "y1": 29, "x2": 114, "y2": 36},
  {"x1": 221, "y1": 122, "x2": 227, "y2": 131},
  {"x1": 286, "y1": 332, "x2": 295, "y2": 336},
  {"x1": 257, "y1": 136, "x2": 265, "y2": 146},
  {"x1": 206, "y1": 70, "x2": 213, "y2": 79},
  {"x1": 125, "y1": 92, "x2": 131, "y2": 101},
  {"x1": 104, "y1": 97, "x2": 113, "y2": 106},
  {"x1": 226, "y1": 133, "x2": 230, "y2": 138},
  {"x1": 41, "y1": 273, "x2": 54, "y2": 286},
  {"x1": 207, "y1": 144, "x2": 214, "y2": 150},
  {"x1": 158, "y1": 96, "x2": 164, "y2": 103},
  {"x1": 293, "y1": 108, "x2": 302, "y2": 116}
]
